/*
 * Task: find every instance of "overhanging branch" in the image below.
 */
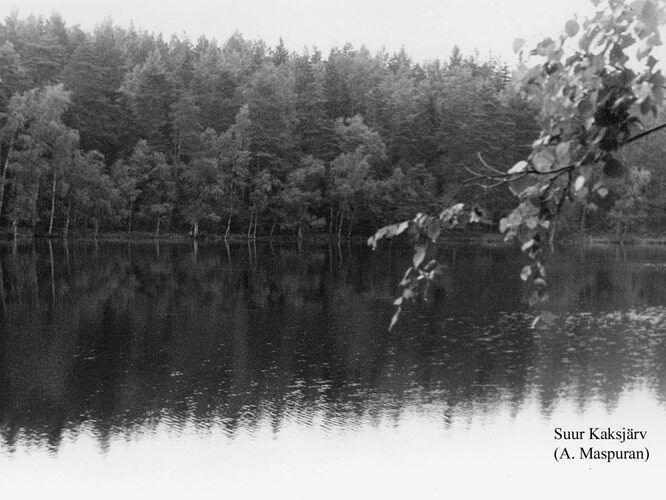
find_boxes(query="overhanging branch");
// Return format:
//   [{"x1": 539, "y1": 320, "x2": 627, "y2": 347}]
[
  {"x1": 463, "y1": 121, "x2": 666, "y2": 187},
  {"x1": 620, "y1": 121, "x2": 666, "y2": 146}
]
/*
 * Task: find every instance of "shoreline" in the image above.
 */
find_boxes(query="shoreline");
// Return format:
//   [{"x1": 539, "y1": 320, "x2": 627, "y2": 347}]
[{"x1": 2, "y1": 229, "x2": 666, "y2": 247}]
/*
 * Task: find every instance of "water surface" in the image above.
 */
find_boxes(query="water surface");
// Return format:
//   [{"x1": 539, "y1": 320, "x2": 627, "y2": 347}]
[{"x1": 0, "y1": 240, "x2": 665, "y2": 497}]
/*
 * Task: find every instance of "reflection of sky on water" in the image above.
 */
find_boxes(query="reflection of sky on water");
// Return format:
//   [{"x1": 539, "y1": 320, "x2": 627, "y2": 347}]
[
  {"x1": 1, "y1": 389, "x2": 664, "y2": 498},
  {"x1": 1, "y1": 241, "x2": 666, "y2": 496}
]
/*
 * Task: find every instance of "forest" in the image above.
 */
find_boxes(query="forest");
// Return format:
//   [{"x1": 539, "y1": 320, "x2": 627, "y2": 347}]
[{"x1": 0, "y1": 11, "x2": 664, "y2": 241}]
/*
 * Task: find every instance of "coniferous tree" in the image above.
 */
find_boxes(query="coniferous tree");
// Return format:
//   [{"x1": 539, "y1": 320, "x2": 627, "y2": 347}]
[
  {"x1": 121, "y1": 49, "x2": 174, "y2": 153},
  {"x1": 62, "y1": 22, "x2": 129, "y2": 162}
]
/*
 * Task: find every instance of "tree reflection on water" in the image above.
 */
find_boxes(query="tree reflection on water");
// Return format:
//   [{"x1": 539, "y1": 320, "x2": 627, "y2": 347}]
[{"x1": 1, "y1": 240, "x2": 666, "y2": 453}]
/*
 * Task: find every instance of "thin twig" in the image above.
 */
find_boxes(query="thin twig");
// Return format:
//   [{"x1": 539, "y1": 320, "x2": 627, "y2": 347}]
[
  {"x1": 467, "y1": 180, "x2": 507, "y2": 190},
  {"x1": 476, "y1": 152, "x2": 506, "y2": 175},
  {"x1": 463, "y1": 165, "x2": 487, "y2": 178},
  {"x1": 620, "y1": 121, "x2": 666, "y2": 146}
]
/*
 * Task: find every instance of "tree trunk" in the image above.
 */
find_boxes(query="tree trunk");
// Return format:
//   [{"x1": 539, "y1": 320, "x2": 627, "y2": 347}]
[
  {"x1": 64, "y1": 238, "x2": 70, "y2": 269},
  {"x1": 224, "y1": 239, "x2": 231, "y2": 262},
  {"x1": 337, "y1": 211, "x2": 344, "y2": 239},
  {"x1": 269, "y1": 214, "x2": 277, "y2": 239},
  {"x1": 48, "y1": 240, "x2": 55, "y2": 307},
  {"x1": 0, "y1": 136, "x2": 14, "y2": 221},
  {"x1": 347, "y1": 209, "x2": 355, "y2": 239},
  {"x1": 174, "y1": 140, "x2": 181, "y2": 172},
  {"x1": 329, "y1": 207, "x2": 334, "y2": 238},
  {"x1": 48, "y1": 168, "x2": 57, "y2": 235},
  {"x1": 662, "y1": 177, "x2": 665, "y2": 224},
  {"x1": 580, "y1": 206, "x2": 586, "y2": 233},
  {"x1": 192, "y1": 221, "x2": 199, "y2": 239},
  {"x1": 155, "y1": 216, "x2": 161, "y2": 238},
  {"x1": 12, "y1": 219, "x2": 17, "y2": 242},
  {"x1": 94, "y1": 220, "x2": 101, "y2": 239},
  {"x1": 0, "y1": 257, "x2": 6, "y2": 318},
  {"x1": 252, "y1": 212, "x2": 258, "y2": 240},
  {"x1": 297, "y1": 220, "x2": 303, "y2": 241},
  {"x1": 225, "y1": 212, "x2": 231, "y2": 240},
  {"x1": 247, "y1": 209, "x2": 254, "y2": 239},
  {"x1": 30, "y1": 246, "x2": 39, "y2": 312},
  {"x1": 63, "y1": 203, "x2": 71, "y2": 239},
  {"x1": 31, "y1": 178, "x2": 40, "y2": 236}
]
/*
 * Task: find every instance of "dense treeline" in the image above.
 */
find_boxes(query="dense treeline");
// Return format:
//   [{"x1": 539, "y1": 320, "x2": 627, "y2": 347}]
[{"x1": 0, "y1": 12, "x2": 663, "y2": 240}]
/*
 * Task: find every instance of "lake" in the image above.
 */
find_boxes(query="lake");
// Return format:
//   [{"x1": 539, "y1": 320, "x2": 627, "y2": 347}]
[{"x1": 0, "y1": 239, "x2": 665, "y2": 498}]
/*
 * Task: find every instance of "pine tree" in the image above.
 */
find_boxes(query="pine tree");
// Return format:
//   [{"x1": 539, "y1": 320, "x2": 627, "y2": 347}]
[
  {"x1": 121, "y1": 49, "x2": 174, "y2": 153},
  {"x1": 62, "y1": 22, "x2": 129, "y2": 162}
]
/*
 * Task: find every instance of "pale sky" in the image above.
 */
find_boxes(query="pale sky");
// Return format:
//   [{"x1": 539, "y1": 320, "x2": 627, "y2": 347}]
[{"x1": 5, "y1": 0, "x2": 595, "y2": 64}]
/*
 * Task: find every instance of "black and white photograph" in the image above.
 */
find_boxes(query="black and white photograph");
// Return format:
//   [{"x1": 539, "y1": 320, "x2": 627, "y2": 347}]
[{"x1": 0, "y1": 0, "x2": 665, "y2": 498}]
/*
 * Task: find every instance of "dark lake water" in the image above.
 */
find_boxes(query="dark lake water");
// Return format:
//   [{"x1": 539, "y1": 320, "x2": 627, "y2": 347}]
[{"x1": 1, "y1": 239, "x2": 665, "y2": 497}]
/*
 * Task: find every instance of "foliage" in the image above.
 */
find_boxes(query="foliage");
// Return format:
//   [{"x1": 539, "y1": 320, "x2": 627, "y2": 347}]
[
  {"x1": 607, "y1": 165, "x2": 651, "y2": 238},
  {"x1": 369, "y1": 0, "x2": 666, "y2": 329},
  {"x1": 1, "y1": 84, "x2": 77, "y2": 233},
  {"x1": 0, "y1": 12, "x2": 538, "y2": 237},
  {"x1": 0, "y1": 6, "x2": 662, "y2": 250}
]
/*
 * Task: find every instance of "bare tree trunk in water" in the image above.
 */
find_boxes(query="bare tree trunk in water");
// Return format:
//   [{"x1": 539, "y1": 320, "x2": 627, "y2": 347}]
[
  {"x1": 94, "y1": 220, "x2": 101, "y2": 239},
  {"x1": 297, "y1": 219, "x2": 303, "y2": 241},
  {"x1": 252, "y1": 212, "x2": 258, "y2": 240},
  {"x1": 269, "y1": 214, "x2": 277, "y2": 239},
  {"x1": 329, "y1": 207, "x2": 333, "y2": 238},
  {"x1": 192, "y1": 221, "x2": 199, "y2": 239},
  {"x1": 12, "y1": 219, "x2": 17, "y2": 242},
  {"x1": 155, "y1": 216, "x2": 160, "y2": 238},
  {"x1": 347, "y1": 216, "x2": 353, "y2": 239},
  {"x1": 48, "y1": 169, "x2": 57, "y2": 235}
]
